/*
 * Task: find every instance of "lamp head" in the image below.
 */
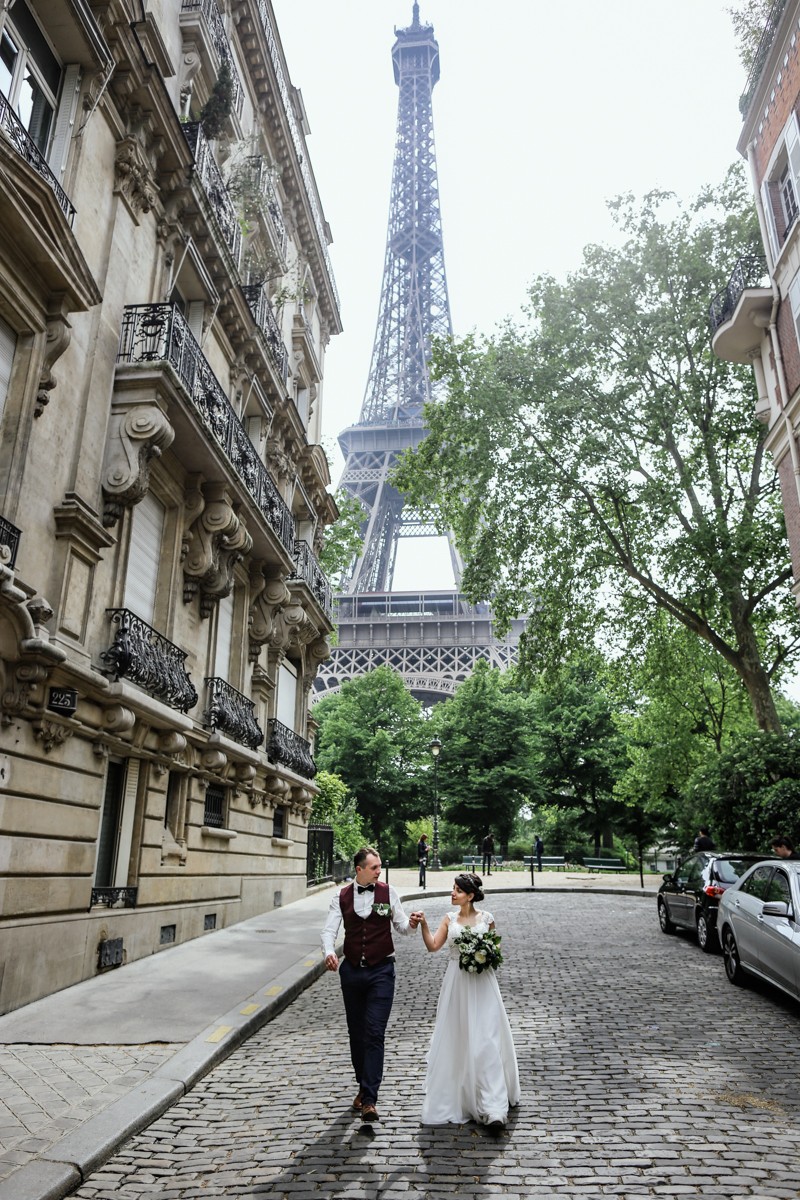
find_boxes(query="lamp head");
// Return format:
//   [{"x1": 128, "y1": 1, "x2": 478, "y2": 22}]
[{"x1": 429, "y1": 737, "x2": 441, "y2": 758}]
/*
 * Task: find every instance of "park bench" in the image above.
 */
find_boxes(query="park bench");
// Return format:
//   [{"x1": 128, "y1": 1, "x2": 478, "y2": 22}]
[
  {"x1": 463, "y1": 855, "x2": 504, "y2": 871},
  {"x1": 583, "y1": 856, "x2": 625, "y2": 872},
  {"x1": 524, "y1": 855, "x2": 566, "y2": 870}
]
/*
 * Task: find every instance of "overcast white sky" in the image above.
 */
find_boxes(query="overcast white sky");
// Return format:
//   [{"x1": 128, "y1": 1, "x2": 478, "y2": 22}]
[{"x1": 273, "y1": 0, "x2": 748, "y2": 464}]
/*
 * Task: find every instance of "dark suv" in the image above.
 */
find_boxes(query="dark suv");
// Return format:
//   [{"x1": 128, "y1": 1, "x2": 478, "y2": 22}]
[{"x1": 657, "y1": 853, "x2": 766, "y2": 953}]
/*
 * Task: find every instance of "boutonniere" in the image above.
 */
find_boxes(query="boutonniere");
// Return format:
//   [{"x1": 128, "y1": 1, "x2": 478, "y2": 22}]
[{"x1": 372, "y1": 902, "x2": 391, "y2": 917}]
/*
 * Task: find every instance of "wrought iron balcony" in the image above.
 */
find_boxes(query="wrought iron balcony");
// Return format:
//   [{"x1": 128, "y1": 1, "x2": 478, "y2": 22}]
[
  {"x1": 289, "y1": 540, "x2": 332, "y2": 619},
  {"x1": 740, "y1": 0, "x2": 788, "y2": 117},
  {"x1": 90, "y1": 886, "x2": 138, "y2": 908},
  {"x1": 241, "y1": 283, "x2": 289, "y2": 381},
  {"x1": 254, "y1": 2, "x2": 340, "y2": 312},
  {"x1": 101, "y1": 608, "x2": 199, "y2": 713},
  {"x1": 183, "y1": 122, "x2": 241, "y2": 265},
  {"x1": 0, "y1": 92, "x2": 75, "y2": 225},
  {"x1": 204, "y1": 676, "x2": 264, "y2": 748},
  {"x1": 267, "y1": 718, "x2": 316, "y2": 779},
  {"x1": 117, "y1": 304, "x2": 295, "y2": 555},
  {"x1": 180, "y1": 0, "x2": 243, "y2": 116},
  {"x1": 709, "y1": 254, "x2": 770, "y2": 334},
  {"x1": 243, "y1": 154, "x2": 287, "y2": 257},
  {"x1": 0, "y1": 515, "x2": 21, "y2": 569}
]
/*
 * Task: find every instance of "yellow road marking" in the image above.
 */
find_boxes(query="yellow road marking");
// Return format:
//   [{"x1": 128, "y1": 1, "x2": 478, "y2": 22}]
[
  {"x1": 240, "y1": 1004, "x2": 260, "y2": 1015},
  {"x1": 206, "y1": 1025, "x2": 233, "y2": 1043},
  {"x1": 263, "y1": 985, "x2": 283, "y2": 996}
]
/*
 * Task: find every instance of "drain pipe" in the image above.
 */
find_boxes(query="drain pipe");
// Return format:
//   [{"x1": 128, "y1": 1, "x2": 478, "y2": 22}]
[{"x1": 747, "y1": 140, "x2": 800, "y2": 509}]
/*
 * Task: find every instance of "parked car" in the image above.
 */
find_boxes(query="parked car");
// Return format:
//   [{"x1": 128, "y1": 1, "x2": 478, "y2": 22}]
[
  {"x1": 657, "y1": 852, "x2": 766, "y2": 952},
  {"x1": 718, "y1": 860, "x2": 800, "y2": 1003}
]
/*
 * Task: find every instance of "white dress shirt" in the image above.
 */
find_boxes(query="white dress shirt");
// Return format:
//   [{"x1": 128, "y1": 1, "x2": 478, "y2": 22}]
[{"x1": 321, "y1": 883, "x2": 414, "y2": 958}]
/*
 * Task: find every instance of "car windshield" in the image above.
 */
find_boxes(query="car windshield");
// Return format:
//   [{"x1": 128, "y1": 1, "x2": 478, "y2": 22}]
[{"x1": 714, "y1": 858, "x2": 757, "y2": 884}]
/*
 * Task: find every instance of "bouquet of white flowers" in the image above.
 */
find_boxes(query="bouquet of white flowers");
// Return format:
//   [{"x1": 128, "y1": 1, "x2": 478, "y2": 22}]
[{"x1": 453, "y1": 926, "x2": 503, "y2": 973}]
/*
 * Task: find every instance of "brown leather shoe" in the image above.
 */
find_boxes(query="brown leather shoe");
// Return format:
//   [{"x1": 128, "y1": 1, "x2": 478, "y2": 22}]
[
  {"x1": 361, "y1": 1104, "x2": 379, "y2": 1123},
  {"x1": 352, "y1": 1091, "x2": 363, "y2": 1112}
]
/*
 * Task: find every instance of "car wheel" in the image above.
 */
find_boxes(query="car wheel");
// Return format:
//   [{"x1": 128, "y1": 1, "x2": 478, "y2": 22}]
[
  {"x1": 696, "y1": 911, "x2": 718, "y2": 953},
  {"x1": 722, "y1": 927, "x2": 747, "y2": 986},
  {"x1": 658, "y1": 898, "x2": 675, "y2": 934}
]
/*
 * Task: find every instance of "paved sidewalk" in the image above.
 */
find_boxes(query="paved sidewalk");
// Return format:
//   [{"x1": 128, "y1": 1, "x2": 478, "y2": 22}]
[{"x1": 0, "y1": 868, "x2": 659, "y2": 1200}]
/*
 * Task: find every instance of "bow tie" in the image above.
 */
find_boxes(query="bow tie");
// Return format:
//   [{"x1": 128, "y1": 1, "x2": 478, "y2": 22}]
[{"x1": 357, "y1": 884, "x2": 375, "y2": 894}]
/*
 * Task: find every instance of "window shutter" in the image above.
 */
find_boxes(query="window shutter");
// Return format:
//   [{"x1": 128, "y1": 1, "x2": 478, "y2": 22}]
[
  {"x1": 788, "y1": 270, "x2": 800, "y2": 348},
  {"x1": 0, "y1": 315, "x2": 17, "y2": 424},
  {"x1": 787, "y1": 111, "x2": 800, "y2": 203},
  {"x1": 213, "y1": 591, "x2": 234, "y2": 679},
  {"x1": 48, "y1": 63, "x2": 80, "y2": 181},
  {"x1": 762, "y1": 179, "x2": 780, "y2": 260},
  {"x1": 123, "y1": 491, "x2": 165, "y2": 623},
  {"x1": 276, "y1": 660, "x2": 298, "y2": 729}
]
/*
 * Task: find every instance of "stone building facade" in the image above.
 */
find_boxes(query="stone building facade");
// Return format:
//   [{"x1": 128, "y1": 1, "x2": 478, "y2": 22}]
[
  {"x1": 711, "y1": 0, "x2": 800, "y2": 604},
  {"x1": 0, "y1": 0, "x2": 341, "y2": 1013}
]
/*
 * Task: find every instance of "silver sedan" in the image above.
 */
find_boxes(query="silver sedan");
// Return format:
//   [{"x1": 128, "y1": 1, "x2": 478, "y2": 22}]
[{"x1": 718, "y1": 860, "x2": 800, "y2": 1002}]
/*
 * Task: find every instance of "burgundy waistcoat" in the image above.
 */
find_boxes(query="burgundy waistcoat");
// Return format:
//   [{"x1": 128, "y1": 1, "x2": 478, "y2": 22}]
[{"x1": 339, "y1": 881, "x2": 394, "y2": 966}]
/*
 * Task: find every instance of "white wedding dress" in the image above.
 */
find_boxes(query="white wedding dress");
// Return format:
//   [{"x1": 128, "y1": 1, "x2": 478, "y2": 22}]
[{"x1": 421, "y1": 911, "x2": 520, "y2": 1126}]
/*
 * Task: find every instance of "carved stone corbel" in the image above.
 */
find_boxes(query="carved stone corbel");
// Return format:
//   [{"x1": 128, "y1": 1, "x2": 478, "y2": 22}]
[
  {"x1": 248, "y1": 562, "x2": 291, "y2": 661},
  {"x1": 35, "y1": 300, "x2": 72, "y2": 418},
  {"x1": 266, "y1": 437, "x2": 293, "y2": 486},
  {"x1": 34, "y1": 719, "x2": 73, "y2": 753},
  {"x1": 182, "y1": 482, "x2": 252, "y2": 617},
  {"x1": 114, "y1": 135, "x2": 158, "y2": 219},
  {"x1": 0, "y1": 582, "x2": 66, "y2": 725},
  {"x1": 102, "y1": 399, "x2": 174, "y2": 527},
  {"x1": 179, "y1": 42, "x2": 201, "y2": 117}
]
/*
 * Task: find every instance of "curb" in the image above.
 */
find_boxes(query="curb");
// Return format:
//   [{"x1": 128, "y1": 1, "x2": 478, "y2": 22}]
[{"x1": 0, "y1": 948, "x2": 334, "y2": 1200}]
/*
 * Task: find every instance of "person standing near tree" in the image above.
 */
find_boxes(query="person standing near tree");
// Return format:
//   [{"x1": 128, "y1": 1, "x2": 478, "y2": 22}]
[
  {"x1": 693, "y1": 826, "x2": 716, "y2": 851},
  {"x1": 417, "y1": 833, "x2": 429, "y2": 886},
  {"x1": 482, "y1": 831, "x2": 495, "y2": 876},
  {"x1": 321, "y1": 846, "x2": 422, "y2": 1124},
  {"x1": 534, "y1": 835, "x2": 544, "y2": 872}
]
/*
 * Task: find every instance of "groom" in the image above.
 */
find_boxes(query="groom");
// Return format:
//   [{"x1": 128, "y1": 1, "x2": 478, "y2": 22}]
[{"x1": 321, "y1": 846, "x2": 422, "y2": 1123}]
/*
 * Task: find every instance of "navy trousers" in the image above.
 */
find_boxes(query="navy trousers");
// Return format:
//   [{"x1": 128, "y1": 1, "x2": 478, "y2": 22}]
[{"x1": 339, "y1": 958, "x2": 395, "y2": 1105}]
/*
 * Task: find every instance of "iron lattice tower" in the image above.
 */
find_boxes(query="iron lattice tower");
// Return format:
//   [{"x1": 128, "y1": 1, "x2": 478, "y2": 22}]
[{"x1": 315, "y1": 5, "x2": 523, "y2": 702}]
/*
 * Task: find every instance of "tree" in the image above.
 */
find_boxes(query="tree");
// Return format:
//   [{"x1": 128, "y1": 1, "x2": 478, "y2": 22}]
[
  {"x1": 319, "y1": 489, "x2": 365, "y2": 589},
  {"x1": 726, "y1": 0, "x2": 776, "y2": 71},
  {"x1": 534, "y1": 664, "x2": 627, "y2": 856},
  {"x1": 431, "y1": 661, "x2": 540, "y2": 849},
  {"x1": 312, "y1": 666, "x2": 426, "y2": 852},
  {"x1": 684, "y1": 732, "x2": 800, "y2": 851},
  {"x1": 396, "y1": 169, "x2": 800, "y2": 733},
  {"x1": 199, "y1": 59, "x2": 234, "y2": 140},
  {"x1": 310, "y1": 770, "x2": 365, "y2": 861}
]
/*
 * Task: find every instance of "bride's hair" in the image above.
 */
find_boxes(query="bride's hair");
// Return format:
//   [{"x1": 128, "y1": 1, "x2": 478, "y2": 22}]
[{"x1": 454, "y1": 872, "x2": 484, "y2": 902}]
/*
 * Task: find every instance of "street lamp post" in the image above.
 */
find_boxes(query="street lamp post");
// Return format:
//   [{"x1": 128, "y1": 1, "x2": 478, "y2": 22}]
[{"x1": 429, "y1": 737, "x2": 442, "y2": 870}]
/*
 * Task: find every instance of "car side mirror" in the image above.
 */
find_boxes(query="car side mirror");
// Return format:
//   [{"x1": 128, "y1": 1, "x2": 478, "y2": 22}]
[
  {"x1": 762, "y1": 901, "x2": 791, "y2": 919},
  {"x1": 662, "y1": 873, "x2": 673, "y2": 883}
]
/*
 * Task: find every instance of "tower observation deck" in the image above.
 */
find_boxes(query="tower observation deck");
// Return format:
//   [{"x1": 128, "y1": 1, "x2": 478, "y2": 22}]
[{"x1": 314, "y1": 5, "x2": 524, "y2": 702}]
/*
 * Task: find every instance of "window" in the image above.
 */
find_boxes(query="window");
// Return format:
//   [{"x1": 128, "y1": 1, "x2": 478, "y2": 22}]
[
  {"x1": 272, "y1": 806, "x2": 287, "y2": 838},
  {"x1": 0, "y1": 0, "x2": 62, "y2": 156},
  {"x1": 765, "y1": 870, "x2": 792, "y2": 906},
  {"x1": 762, "y1": 110, "x2": 800, "y2": 259},
  {"x1": 203, "y1": 784, "x2": 226, "y2": 829},
  {"x1": 276, "y1": 659, "x2": 298, "y2": 729},
  {"x1": 0, "y1": 315, "x2": 16, "y2": 425},
  {"x1": 213, "y1": 591, "x2": 234, "y2": 680},
  {"x1": 124, "y1": 491, "x2": 165, "y2": 624},
  {"x1": 95, "y1": 759, "x2": 139, "y2": 888},
  {"x1": 739, "y1": 865, "x2": 774, "y2": 902}
]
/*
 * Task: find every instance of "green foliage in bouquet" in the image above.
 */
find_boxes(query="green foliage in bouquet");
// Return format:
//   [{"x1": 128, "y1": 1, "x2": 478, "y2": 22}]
[{"x1": 453, "y1": 927, "x2": 503, "y2": 974}]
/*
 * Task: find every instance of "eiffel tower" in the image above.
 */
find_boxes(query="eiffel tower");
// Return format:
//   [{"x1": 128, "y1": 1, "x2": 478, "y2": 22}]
[{"x1": 314, "y1": 4, "x2": 523, "y2": 702}]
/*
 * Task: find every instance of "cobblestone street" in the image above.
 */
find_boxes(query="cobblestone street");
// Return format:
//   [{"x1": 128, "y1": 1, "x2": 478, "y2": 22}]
[{"x1": 72, "y1": 892, "x2": 800, "y2": 1199}]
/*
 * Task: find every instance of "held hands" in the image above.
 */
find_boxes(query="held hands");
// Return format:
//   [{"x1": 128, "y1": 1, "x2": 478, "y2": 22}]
[{"x1": 409, "y1": 910, "x2": 424, "y2": 929}]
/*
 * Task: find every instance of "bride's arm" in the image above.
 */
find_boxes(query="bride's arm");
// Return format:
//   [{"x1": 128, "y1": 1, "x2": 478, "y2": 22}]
[{"x1": 420, "y1": 914, "x2": 449, "y2": 952}]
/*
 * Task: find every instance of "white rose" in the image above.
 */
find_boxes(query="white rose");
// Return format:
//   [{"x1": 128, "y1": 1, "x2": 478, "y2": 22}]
[
  {"x1": 468, "y1": 965, "x2": 477, "y2": 972},
  {"x1": 475, "y1": 951, "x2": 486, "y2": 964}
]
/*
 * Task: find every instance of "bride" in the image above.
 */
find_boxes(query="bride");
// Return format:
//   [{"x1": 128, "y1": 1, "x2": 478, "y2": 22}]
[{"x1": 419, "y1": 872, "x2": 520, "y2": 1129}]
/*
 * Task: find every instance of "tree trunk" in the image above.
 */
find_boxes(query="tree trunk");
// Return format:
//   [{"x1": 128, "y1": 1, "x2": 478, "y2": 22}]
[{"x1": 730, "y1": 607, "x2": 783, "y2": 734}]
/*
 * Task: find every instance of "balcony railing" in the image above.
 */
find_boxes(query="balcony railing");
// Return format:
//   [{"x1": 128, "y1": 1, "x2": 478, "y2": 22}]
[
  {"x1": 0, "y1": 92, "x2": 75, "y2": 225},
  {"x1": 244, "y1": 154, "x2": 287, "y2": 256},
  {"x1": 204, "y1": 676, "x2": 264, "y2": 748},
  {"x1": 241, "y1": 283, "x2": 289, "y2": 381},
  {"x1": 708, "y1": 254, "x2": 769, "y2": 336},
  {"x1": 183, "y1": 122, "x2": 241, "y2": 265},
  {"x1": 289, "y1": 540, "x2": 332, "y2": 619},
  {"x1": 0, "y1": 515, "x2": 21, "y2": 569},
  {"x1": 267, "y1": 718, "x2": 316, "y2": 779},
  {"x1": 117, "y1": 304, "x2": 295, "y2": 555},
  {"x1": 180, "y1": 0, "x2": 243, "y2": 115},
  {"x1": 253, "y1": 2, "x2": 340, "y2": 312},
  {"x1": 740, "y1": 0, "x2": 789, "y2": 117},
  {"x1": 90, "y1": 887, "x2": 138, "y2": 909},
  {"x1": 101, "y1": 608, "x2": 199, "y2": 713}
]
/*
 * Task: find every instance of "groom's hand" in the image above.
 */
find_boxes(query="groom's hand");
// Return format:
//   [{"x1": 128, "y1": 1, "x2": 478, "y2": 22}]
[
  {"x1": 409, "y1": 910, "x2": 424, "y2": 929},
  {"x1": 324, "y1": 953, "x2": 339, "y2": 971}
]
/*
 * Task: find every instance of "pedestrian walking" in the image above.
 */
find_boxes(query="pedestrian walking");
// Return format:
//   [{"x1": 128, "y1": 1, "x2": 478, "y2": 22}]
[
  {"x1": 418, "y1": 872, "x2": 520, "y2": 1129},
  {"x1": 417, "y1": 833, "x2": 429, "y2": 887},
  {"x1": 693, "y1": 826, "x2": 716, "y2": 851},
  {"x1": 534, "y1": 835, "x2": 544, "y2": 872},
  {"x1": 481, "y1": 831, "x2": 495, "y2": 875},
  {"x1": 770, "y1": 835, "x2": 800, "y2": 859},
  {"x1": 321, "y1": 846, "x2": 423, "y2": 1124}
]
